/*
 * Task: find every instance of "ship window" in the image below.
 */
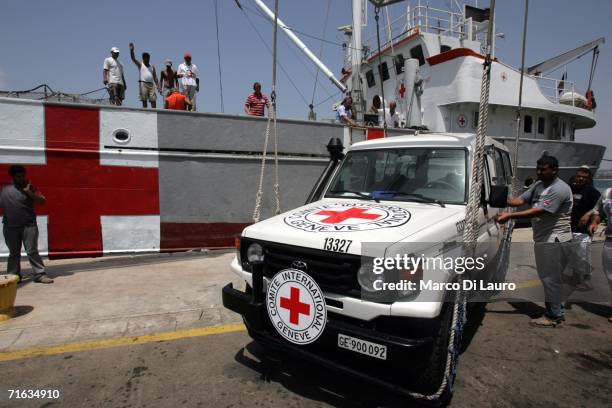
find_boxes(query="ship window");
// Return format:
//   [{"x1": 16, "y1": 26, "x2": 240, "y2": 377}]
[
  {"x1": 472, "y1": 111, "x2": 479, "y2": 129},
  {"x1": 441, "y1": 45, "x2": 452, "y2": 53},
  {"x1": 394, "y1": 54, "x2": 405, "y2": 75},
  {"x1": 366, "y1": 70, "x2": 376, "y2": 88},
  {"x1": 537, "y1": 117, "x2": 545, "y2": 134},
  {"x1": 378, "y1": 62, "x2": 390, "y2": 82},
  {"x1": 524, "y1": 115, "x2": 533, "y2": 133},
  {"x1": 112, "y1": 128, "x2": 130, "y2": 144},
  {"x1": 410, "y1": 45, "x2": 426, "y2": 66}
]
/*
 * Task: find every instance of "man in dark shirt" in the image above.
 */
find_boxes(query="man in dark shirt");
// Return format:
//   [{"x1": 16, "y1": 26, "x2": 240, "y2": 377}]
[
  {"x1": 0, "y1": 165, "x2": 52, "y2": 283},
  {"x1": 569, "y1": 166, "x2": 601, "y2": 287}
]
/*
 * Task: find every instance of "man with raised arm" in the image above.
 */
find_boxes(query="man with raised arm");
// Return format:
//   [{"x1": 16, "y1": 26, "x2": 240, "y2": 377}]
[{"x1": 129, "y1": 42, "x2": 159, "y2": 108}]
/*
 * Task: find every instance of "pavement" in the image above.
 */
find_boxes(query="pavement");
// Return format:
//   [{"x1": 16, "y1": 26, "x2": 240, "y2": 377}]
[{"x1": 0, "y1": 231, "x2": 610, "y2": 407}]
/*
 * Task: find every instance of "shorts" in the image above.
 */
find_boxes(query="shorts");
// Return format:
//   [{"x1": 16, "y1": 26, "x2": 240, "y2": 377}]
[
  {"x1": 182, "y1": 85, "x2": 197, "y2": 110},
  {"x1": 139, "y1": 82, "x2": 157, "y2": 102},
  {"x1": 107, "y1": 83, "x2": 125, "y2": 104}
]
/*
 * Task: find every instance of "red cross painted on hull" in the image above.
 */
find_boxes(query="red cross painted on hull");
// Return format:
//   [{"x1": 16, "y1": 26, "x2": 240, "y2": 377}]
[
  {"x1": 280, "y1": 287, "x2": 310, "y2": 325},
  {"x1": 314, "y1": 207, "x2": 382, "y2": 224},
  {"x1": 399, "y1": 83, "x2": 406, "y2": 98},
  {"x1": 0, "y1": 105, "x2": 159, "y2": 258}
]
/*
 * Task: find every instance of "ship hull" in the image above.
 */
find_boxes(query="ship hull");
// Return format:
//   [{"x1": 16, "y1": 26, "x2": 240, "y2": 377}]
[{"x1": 0, "y1": 98, "x2": 605, "y2": 258}]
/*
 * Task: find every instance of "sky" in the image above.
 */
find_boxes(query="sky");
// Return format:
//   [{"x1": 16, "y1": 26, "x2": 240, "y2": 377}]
[{"x1": 1, "y1": 0, "x2": 611, "y2": 164}]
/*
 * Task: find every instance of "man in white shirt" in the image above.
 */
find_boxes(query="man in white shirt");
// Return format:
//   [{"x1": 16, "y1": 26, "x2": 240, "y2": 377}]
[
  {"x1": 380, "y1": 101, "x2": 400, "y2": 128},
  {"x1": 177, "y1": 53, "x2": 199, "y2": 111},
  {"x1": 129, "y1": 42, "x2": 159, "y2": 108},
  {"x1": 103, "y1": 47, "x2": 126, "y2": 106}
]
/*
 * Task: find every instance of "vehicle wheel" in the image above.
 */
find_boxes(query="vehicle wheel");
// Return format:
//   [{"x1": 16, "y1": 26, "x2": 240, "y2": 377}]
[{"x1": 412, "y1": 298, "x2": 465, "y2": 404}]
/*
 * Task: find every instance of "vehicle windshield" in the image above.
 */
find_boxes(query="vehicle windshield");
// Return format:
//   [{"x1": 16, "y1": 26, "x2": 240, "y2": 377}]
[{"x1": 325, "y1": 148, "x2": 466, "y2": 204}]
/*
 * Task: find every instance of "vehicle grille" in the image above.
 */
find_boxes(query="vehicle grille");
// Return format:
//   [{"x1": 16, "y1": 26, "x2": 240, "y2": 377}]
[{"x1": 252, "y1": 240, "x2": 362, "y2": 297}]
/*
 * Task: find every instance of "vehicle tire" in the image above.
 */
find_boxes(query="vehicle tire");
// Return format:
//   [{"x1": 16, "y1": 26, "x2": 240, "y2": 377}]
[{"x1": 411, "y1": 298, "x2": 465, "y2": 405}]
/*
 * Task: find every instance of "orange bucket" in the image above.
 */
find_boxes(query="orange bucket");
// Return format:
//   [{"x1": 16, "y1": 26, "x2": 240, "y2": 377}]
[{"x1": 0, "y1": 274, "x2": 19, "y2": 321}]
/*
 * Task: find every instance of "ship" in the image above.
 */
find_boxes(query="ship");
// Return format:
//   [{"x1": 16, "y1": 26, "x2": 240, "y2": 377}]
[{"x1": 0, "y1": 0, "x2": 605, "y2": 258}]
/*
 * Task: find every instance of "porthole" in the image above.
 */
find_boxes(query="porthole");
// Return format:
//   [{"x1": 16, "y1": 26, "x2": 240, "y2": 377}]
[{"x1": 112, "y1": 128, "x2": 131, "y2": 144}]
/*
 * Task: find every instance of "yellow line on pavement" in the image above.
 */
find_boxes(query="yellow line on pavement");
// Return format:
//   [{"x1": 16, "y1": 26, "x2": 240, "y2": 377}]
[
  {"x1": 0, "y1": 323, "x2": 246, "y2": 363},
  {"x1": 515, "y1": 279, "x2": 542, "y2": 289}
]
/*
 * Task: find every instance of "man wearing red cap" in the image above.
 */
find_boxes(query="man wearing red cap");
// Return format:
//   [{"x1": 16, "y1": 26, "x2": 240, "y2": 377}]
[{"x1": 177, "y1": 53, "x2": 199, "y2": 111}]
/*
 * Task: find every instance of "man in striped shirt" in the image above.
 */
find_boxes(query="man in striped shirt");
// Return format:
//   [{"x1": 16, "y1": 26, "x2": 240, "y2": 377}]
[{"x1": 244, "y1": 82, "x2": 270, "y2": 117}]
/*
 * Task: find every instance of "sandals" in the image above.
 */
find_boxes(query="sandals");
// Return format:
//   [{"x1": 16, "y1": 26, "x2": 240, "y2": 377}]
[{"x1": 529, "y1": 316, "x2": 563, "y2": 328}]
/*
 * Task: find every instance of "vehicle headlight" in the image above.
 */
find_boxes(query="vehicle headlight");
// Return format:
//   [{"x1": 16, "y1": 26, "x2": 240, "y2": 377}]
[
  {"x1": 358, "y1": 263, "x2": 382, "y2": 293},
  {"x1": 247, "y1": 243, "x2": 264, "y2": 263}
]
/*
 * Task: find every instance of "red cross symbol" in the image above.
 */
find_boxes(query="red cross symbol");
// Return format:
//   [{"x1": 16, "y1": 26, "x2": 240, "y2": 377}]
[
  {"x1": 501, "y1": 72, "x2": 508, "y2": 81},
  {"x1": 0, "y1": 105, "x2": 159, "y2": 258},
  {"x1": 457, "y1": 115, "x2": 466, "y2": 127},
  {"x1": 280, "y1": 287, "x2": 310, "y2": 325},
  {"x1": 314, "y1": 207, "x2": 382, "y2": 224},
  {"x1": 399, "y1": 82, "x2": 406, "y2": 99}
]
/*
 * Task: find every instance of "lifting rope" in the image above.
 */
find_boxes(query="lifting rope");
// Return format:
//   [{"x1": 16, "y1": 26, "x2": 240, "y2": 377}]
[
  {"x1": 252, "y1": 0, "x2": 281, "y2": 223},
  {"x1": 401, "y1": 0, "x2": 497, "y2": 403},
  {"x1": 511, "y1": 0, "x2": 529, "y2": 196}
]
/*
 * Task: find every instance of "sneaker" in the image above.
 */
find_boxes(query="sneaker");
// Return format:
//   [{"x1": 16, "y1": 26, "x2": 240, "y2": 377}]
[
  {"x1": 34, "y1": 275, "x2": 54, "y2": 284},
  {"x1": 529, "y1": 316, "x2": 562, "y2": 328}
]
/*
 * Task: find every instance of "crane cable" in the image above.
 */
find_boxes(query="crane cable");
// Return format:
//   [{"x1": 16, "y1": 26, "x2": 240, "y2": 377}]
[
  {"x1": 213, "y1": 0, "x2": 225, "y2": 112},
  {"x1": 309, "y1": 0, "x2": 333, "y2": 117}
]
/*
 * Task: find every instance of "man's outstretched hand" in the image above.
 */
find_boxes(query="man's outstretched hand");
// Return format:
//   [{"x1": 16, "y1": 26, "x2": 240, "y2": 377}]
[{"x1": 496, "y1": 212, "x2": 511, "y2": 224}]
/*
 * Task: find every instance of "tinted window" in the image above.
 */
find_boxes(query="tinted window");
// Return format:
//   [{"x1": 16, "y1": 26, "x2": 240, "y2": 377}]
[
  {"x1": 394, "y1": 54, "x2": 404, "y2": 75},
  {"x1": 378, "y1": 62, "x2": 390, "y2": 81},
  {"x1": 524, "y1": 115, "x2": 533, "y2": 133},
  {"x1": 493, "y1": 149, "x2": 506, "y2": 185},
  {"x1": 410, "y1": 45, "x2": 426, "y2": 66},
  {"x1": 472, "y1": 111, "x2": 479, "y2": 129},
  {"x1": 537, "y1": 117, "x2": 545, "y2": 134},
  {"x1": 501, "y1": 150, "x2": 513, "y2": 180},
  {"x1": 366, "y1": 70, "x2": 375, "y2": 88},
  {"x1": 441, "y1": 45, "x2": 452, "y2": 53}
]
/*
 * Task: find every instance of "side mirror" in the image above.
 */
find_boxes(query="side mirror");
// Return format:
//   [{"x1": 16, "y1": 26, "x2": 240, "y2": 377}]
[{"x1": 488, "y1": 185, "x2": 508, "y2": 208}]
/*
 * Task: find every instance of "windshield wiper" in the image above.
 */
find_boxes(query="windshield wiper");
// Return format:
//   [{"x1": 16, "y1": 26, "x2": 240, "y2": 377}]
[
  {"x1": 372, "y1": 191, "x2": 446, "y2": 207},
  {"x1": 326, "y1": 190, "x2": 380, "y2": 203}
]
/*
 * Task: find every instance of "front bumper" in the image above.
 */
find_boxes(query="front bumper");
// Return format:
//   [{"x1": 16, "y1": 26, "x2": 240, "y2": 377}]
[{"x1": 222, "y1": 280, "x2": 436, "y2": 394}]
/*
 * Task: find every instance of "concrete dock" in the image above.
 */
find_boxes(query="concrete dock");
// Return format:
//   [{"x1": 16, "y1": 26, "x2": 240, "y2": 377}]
[{"x1": 0, "y1": 231, "x2": 610, "y2": 407}]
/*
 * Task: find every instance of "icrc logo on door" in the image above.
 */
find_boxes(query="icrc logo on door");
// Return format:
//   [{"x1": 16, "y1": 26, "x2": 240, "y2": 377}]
[
  {"x1": 266, "y1": 269, "x2": 327, "y2": 345},
  {"x1": 284, "y1": 202, "x2": 411, "y2": 232}
]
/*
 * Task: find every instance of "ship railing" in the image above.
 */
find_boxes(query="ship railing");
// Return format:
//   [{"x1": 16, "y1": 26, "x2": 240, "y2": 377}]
[
  {"x1": 0, "y1": 84, "x2": 111, "y2": 105},
  {"x1": 364, "y1": 5, "x2": 467, "y2": 58},
  {"x1": 530, "y1": 74, "x2": 585, "y2": 107}
]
